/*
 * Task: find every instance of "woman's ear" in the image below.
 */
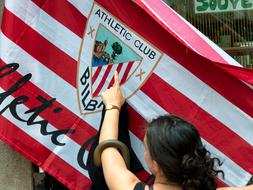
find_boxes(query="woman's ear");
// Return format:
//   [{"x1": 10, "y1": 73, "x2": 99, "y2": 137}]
[{"x1": 152, "y1": 160, "x2": 160, "y2": 174}]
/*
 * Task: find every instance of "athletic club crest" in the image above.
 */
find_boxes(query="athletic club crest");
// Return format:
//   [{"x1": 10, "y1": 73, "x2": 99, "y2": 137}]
[{"x1": 77, "y1": 3, "x2": 162, "y2": 114}]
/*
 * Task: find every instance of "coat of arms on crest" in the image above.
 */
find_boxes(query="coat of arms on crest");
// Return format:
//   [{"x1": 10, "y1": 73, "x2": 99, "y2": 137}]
[{"x1": 77, "y1": 2, "x2": 162, "y2": 115}]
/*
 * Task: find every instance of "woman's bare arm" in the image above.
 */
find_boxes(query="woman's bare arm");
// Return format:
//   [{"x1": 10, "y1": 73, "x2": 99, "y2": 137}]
[
  {"x1": 99, "y1": 71, "x2": 140, "y2": 190},
  {"x1": 218, "y1": 185, "x2": 253, "y2": 190}
]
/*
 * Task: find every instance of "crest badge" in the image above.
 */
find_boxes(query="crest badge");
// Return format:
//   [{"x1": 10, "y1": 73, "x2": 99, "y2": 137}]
[{"x1": 77, "y1": 3, "x2": 162, "y2": 114}]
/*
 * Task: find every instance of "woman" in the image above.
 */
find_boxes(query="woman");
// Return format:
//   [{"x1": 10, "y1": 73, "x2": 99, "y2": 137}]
[{"x1": 99, "y1": 71, "x2": 253, "y2": 190}]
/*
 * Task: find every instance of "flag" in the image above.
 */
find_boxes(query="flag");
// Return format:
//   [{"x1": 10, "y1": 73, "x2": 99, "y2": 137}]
[{"x1": 0, "y1": 0, "x2": 253, "y2": 189}]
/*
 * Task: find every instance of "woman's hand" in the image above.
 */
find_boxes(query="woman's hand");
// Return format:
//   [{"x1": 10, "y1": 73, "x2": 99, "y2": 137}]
[{"x1": 101, "y1": 71, "x2": 125, "y2": 108}]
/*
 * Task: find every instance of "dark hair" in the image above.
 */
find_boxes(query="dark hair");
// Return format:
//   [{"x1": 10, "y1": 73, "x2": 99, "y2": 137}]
[{"x1": 146, "y1": 115, "x2": 223, "y2": 190}]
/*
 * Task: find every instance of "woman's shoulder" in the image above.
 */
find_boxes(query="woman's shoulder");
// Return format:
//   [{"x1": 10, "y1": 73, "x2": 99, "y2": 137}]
[{"x1": 218, "y1": 186, "x2": 253, "y2": 190}]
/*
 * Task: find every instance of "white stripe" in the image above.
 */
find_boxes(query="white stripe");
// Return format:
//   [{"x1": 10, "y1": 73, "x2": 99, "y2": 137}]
[
  {"x1": 92, "y1": 62, "x2": 132, "y2": 96},
  {"x1": 128, "y1": 61, "x2": 141, "y2": 81},
  {"x1": 99, "y1": 64, "x2": 118, "y2": 95},
  {"x1": 154, "y1": 55, "x2": 253, "y2": 146},
  {"x1": 0, "y1": 88, "x2": 89, "y2": 178},
  {"x1": 67, "y1": 0, "x2": 93, "y2": 17},
  {"x1": 5, "y1": 0, "x2": 81, "y2": 60},
  {"x1": 92, "y1": 66, "x2": 107, "y2": 94},
  {"x1": 243, "y1": 81, "x2": 253, "y2": 90},
  {"x1": 91, "y1": 66, "x2": 101, "y2": 91},
  {"x1": 118, "y1": 62, "x2": 129, "y2": 82},
  {"x1": 0, "y1": 32, "x2": 101, "y2": 131},
  {"x1": 128, "y1": 90, "x2": 166, "y2": 122},
  {"x1": 129, "y1": 132, "x2": 149, "y2": 172},
  {"x1": 128, "y1": 90, "x2": 251, "y2": 186},
  {"x1": 91, "y1": 66, "x2": 100, "y2": 76},
  {"x1": 202, "y1": 139, "x2": 251, "y2": 186}
]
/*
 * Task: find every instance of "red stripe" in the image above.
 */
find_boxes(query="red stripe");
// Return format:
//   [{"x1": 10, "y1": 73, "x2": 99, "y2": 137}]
[
  {"x1": 32, "y1": 0, "x2": 87, "y2": 38},
  {"x1": 135, "y1": 170, "x2": 152, "y2": 183},
  {"x1": 127, "y1": 105, "x2": 147, "y2": 141},
  {"x1": 141, "y1": 73, "x2": 253, "y2": 174},
  {"x1": 0, "y1": 116, "x2": 91, "y2": 190},
  {"x1": 92, "y1": 66, "x2": 103, "y2": 84},
  {"x1": 0, "y1": 60, "x2": 97, "y2": 146},
  {"x1": 95, "y1": 0, "x2": 253, "y2": 119},
  {"x1": 217, "y1": 178, "x2": 229, "y2": 188},
  {"x1": 107, "y1": 63, "x2": 124, "y2": 88},
  {"x1": 217, "y1": 63, "x2": 253, "y2": 86},
  {"x1": 121, "y1": 61, "x2": 134, "y2": 84},
  {"x1": 93, "y1": 64, "x2": 113, "y2": 97},
  {"x1": 1, "y1": 8, "x2": 77, "y2": 87}
]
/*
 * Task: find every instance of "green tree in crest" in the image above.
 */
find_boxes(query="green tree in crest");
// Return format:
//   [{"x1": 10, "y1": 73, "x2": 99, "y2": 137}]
[{"x1": 111, "y1": 42, "x2": 122, "y2": 62}]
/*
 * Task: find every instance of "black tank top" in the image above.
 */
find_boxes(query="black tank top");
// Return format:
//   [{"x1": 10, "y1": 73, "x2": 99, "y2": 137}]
[{"x1": 133, "y1": 182, "x2": 154, "y2": 190}]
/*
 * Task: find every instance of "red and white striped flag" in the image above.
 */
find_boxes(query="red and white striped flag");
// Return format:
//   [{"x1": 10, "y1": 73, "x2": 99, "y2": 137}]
[{"x1": 1, "y1": 0, "x2": 253, "y2": 189}]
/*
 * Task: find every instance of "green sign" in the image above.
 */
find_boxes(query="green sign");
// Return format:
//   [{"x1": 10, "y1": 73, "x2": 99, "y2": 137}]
[{"x1": 195, "y1": 0, "x2": 253, "y2": 13}]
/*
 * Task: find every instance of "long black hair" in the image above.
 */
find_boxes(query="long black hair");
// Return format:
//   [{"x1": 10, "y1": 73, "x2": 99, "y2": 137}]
[{"x1": 146, "y1": 115, "x2": 223, "y2": 190}]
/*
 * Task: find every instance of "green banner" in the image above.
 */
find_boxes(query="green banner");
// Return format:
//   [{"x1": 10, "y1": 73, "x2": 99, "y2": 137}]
[{"x1": 195, "y1": 0, "x2": 253, "y2": 13}]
